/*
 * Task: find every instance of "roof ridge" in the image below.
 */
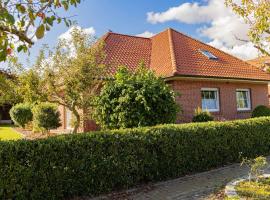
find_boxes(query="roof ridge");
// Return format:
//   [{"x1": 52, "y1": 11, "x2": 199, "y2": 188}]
[
  {"x1": 167, "y1": 28, "x2": 178, "y2": 75},
  {"x1": 105, "y1": 31, "x2": 151, "y2": 40},
  {"x1": 169, "y1": 28, "x2": 267, "y2": 73}
]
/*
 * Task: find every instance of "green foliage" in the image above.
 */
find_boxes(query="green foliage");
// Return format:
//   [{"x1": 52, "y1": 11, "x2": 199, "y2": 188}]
[
  {"x1": 0, "y1": 72, "x2": 22, "y2": 105},
  {"x1": 3, "y1": 28, "x2": 105, "y2": 134},
  {"x1": 251, "y1": 105, "x2": 270, "y2": 118},
  {"x1": 236, "y1": 177, "x2": 270, "y2": 199},
  {"x1": 192, "y1": 107, "x2": 214, "y2": 122},
  {"x1": 94, "y1": 65, "x2": 180, "y2": 129},
  {"x1": 0, "y1": 0, "x2": 82, "y2": 62},
  {"x1": 14, "y1": 69, "x2": 47, "y2": 104},
  {"x1": 241, "y1": 156, "x2": 268, "y2": 182},
  {"x1": 9, "y1": 103, "x2": 32, "y2": 128},
  {"x1": 0, "y1": 117, "x2": 270, "y2": 199},
  {"x1": 225, "y1": 0, "x2": 270, "y2": 56},
  {"x1": 32, "y1": 103, "x2": 61, "y2": 132},
  {"x1": 42, "y1": 27, "x2": 105, "y2": 133}
]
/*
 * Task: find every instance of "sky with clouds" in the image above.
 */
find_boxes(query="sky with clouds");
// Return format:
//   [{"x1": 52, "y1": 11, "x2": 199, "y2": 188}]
[{"x1": 19, "y1": 0, "x2": 260, "y2": 66}]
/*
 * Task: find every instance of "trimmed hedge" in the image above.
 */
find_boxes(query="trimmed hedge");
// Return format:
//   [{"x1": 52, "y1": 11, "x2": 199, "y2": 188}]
[
  {"x1": 9, "y1": 103, "x2": 33, "y2": 128},
  {"x1": 1, "y1": 117, "x2": 270, "y2": 199}
]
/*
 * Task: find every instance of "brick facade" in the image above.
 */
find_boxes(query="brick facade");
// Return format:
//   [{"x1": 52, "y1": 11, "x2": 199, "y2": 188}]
[
  {"x1": 58, "y1": 79, "x2": 269, "y2": 132},
  {"x1": 58, "y1": 105, "x2": 99, "y2": 132},
  {"x1": 169, "y1": 79, "x2": 269, "y2": 122}
]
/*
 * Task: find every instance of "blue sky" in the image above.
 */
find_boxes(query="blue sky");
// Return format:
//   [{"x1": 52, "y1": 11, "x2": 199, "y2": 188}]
[{"x1": 18, "y1": 0, "x2": 259, "y2": 66}]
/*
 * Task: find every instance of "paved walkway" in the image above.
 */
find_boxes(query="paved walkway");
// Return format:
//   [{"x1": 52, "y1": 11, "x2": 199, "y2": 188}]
[{"x1": 91, "y1": 160, "x2": 270, "y2": 200}]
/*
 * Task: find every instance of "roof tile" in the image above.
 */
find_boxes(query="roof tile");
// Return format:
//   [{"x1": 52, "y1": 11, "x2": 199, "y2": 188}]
[{"x1": 102, "y1": 28, "x2": 270, "y2": 81}]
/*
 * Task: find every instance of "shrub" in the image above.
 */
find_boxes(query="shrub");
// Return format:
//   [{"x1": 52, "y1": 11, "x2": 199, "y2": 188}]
[
  {"x1": 9, "y1": 103, "x2": 33, "y2": 128},
  {"x1": 251, "y1": 105, "x2": 270, "y2": 118},
  {"x1": 0, "y1": 117, "x2": 270, "y2": 199},
  {"x1": 32, "y1": 102, "x2": 61, "y2": 133},
  {"x1": 94, "y1": 65, "x2": 180, "y2": 129},
  {"x1": 192, "y1": 107, "x2": 214, "y2": 122}
]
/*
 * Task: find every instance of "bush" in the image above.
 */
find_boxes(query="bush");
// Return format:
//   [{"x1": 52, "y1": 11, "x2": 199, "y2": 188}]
[
  {"x1": 32, "y1": 102, "x2": 61, "y2": 132},
  {"x1": 251, "y1": 105, "x2": 270, "y2": 118},
  {"x1": 94, "y1": 65, "x2": 180, "y2": 129},
  {"x1": 9, "y1": 103, "x2": 33, "y2": 128},
  {"x1": 1, "y1": 117, "x2": 270, "y2": 199},
  {"x1": 192, "y1": 107, "x2": 214, "y2": 122}
]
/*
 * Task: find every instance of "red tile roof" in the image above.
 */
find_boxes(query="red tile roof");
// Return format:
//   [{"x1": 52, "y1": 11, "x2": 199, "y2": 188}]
[
  {"x1": 247, "y1": 56, "x2": 270, "y2": 70},
  {"x1": 102, "y1": 28, "x2": 270, "y2": 81}
]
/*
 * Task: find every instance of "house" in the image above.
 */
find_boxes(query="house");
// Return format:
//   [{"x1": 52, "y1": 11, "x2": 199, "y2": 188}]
[
  {"x1": 59, "y1": 28, "x2": 270, "y2": 131},
  {"x1": 247, "y1": 56, "x2": 270, "y2": 71}
]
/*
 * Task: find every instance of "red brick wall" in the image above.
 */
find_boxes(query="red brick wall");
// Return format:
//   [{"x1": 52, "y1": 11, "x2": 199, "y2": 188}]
[
  {"x1": 58, "y1": 80, "x2": 269, "y2": 132},
  {"x1": 170, "y1": 80, "x2": 269, "y2": 122}
]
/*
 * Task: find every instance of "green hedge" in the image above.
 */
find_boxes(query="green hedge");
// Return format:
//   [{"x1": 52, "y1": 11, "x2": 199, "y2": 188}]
[{"x1": 1, "y1": 117, "x2": 270, "y2": 199}]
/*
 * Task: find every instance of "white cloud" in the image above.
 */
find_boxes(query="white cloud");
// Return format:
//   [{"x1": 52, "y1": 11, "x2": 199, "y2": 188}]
[
  {"x1": 136, "y1": 31, "x2": 155, "y2": 38},
  {"x1": 208, "y1": 39, "x2": 259, "y2": 60},
  {"x1": 58, "y1": 26, "x2": 96, "y2": 41},
  {"x1": 147, "y1": 2, "x2": 216, "y2": 24},
  {"x1": 147, "y1": 0, "x2": 258, "y2": 60}
]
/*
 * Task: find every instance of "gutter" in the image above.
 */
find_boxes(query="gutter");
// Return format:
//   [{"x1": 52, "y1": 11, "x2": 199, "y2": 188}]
[{"x1": 164, "y1": 74, "x2": 270, "y2": 84}]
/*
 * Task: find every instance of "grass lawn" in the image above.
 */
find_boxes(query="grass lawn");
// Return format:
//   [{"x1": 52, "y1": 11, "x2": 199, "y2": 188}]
[{"x1": 0, "y1": 125, "x2": 23, "y2": 140}]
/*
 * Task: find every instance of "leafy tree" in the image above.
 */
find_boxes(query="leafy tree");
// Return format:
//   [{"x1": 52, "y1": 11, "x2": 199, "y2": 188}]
[
  {"x1": 39, "y1": 27, "x2": 105, "y2": 133},
  {"x1": 2, "y1": 27, "x2": 105, "y2": 134},
  {"x1": 225, "y1": 0, "x2": 270, "y2": 56},
  {"x1": 32, "y1": 102, "x2": 61, "y2": 134},
  {"x1": 0, "y1": 0, "x2": 81, "y2": 62},
  {"x1": 93, "y1": 65, "x2": 180, "y2": 130},
  {"x1": 16, "y1": 69, "x2": 47, "y2": 104},
  {"x1": 0, "y1": 71, "x2": 21, "y2": 106},
  {"x1": 0, "y1": 68, "x2": 45, "y2": 106}
]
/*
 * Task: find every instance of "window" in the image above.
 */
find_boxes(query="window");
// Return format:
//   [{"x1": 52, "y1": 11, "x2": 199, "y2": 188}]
[
  {"x1": 236, "y1": 89, "x2": 251, "y2": 111},
  {"x1": 199, "y1": 49, "x2": 218, "y2": 60},
  {"x1": 201, "y1": 88, "x2": 219, "y2": 112}
]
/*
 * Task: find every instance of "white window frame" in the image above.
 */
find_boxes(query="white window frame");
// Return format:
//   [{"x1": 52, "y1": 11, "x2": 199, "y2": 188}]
[
  {"x1": 236, "y1": 89, "x2": 251, "y2": 111},
  {"x1": 201, "y1": 88, "x2": 220, "y2": 112}
]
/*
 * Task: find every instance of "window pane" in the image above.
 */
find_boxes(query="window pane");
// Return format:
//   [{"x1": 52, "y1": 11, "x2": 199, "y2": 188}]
[
  {"x1": 236, "y1": 90, "x2": 250, "y2": 110},
  {"x1": 201, "y1": 89, "x2": 218, "y2": 110}
]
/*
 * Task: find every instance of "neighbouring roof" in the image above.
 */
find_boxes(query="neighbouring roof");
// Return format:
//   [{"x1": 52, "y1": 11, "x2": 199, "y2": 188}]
[
  {"x1": 102, "y1": 28, "x2": 270, "y2": 81},
  {"x1": 247, "y1": 56, "x2": 270, "y2": 71}
]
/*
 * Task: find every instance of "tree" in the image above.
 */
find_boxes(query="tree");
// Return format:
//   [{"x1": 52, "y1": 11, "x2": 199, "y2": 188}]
[
  {"x1": 0, "y1": 67, "x2": 45, "y2": 106},
  {"x1": 2, "y1": 28, "x2": 105, "y2": 134},
  {"x1": 0, "y1": 71, "x2": 21, "y2": 105},
  {"x1": 93, "y1": 65, "x2": 180, "y2": 130},
  {"x1": 225, "y1": 0, "x2": 270, "y2": 56},
  {"x1": 40, "y1": 27, "x2": 105, "y2": 133},
  {"x1": 0, "y1": 0, "x2": 81, "y2": 62}
]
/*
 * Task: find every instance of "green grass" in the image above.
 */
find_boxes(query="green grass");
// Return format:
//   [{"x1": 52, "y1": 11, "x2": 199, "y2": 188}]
[
  {"x1": 0, "y1": 125, "x2": 23, "y2": 140},
  {"x1": 236, "y1": 177, "x2": 270, "y2": 199}
]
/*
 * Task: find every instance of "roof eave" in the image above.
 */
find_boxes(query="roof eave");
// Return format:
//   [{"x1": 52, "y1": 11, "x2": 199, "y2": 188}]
[{"x1": 164, "y1": 74, "x2": 270, "y2": 84}]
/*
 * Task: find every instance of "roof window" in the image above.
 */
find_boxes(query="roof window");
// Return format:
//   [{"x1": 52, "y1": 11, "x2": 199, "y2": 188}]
[{"x1": 200, "y1": 49, "x2": 218, "y2": 60}]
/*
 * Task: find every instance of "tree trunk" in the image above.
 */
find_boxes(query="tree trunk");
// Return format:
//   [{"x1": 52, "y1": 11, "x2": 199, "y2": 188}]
[{"x1": 71, "y1": 108, "x2": 80, "y2": 134}]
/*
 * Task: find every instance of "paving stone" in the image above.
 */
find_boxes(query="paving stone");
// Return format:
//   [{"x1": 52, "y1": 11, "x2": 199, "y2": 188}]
[{"x1": 91, "y1": 160, "x2": 270, "y2": 200}]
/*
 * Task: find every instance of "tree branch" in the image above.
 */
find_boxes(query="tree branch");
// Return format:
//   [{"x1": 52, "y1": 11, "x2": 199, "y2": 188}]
[{"x1": 0, "y1": 25, "x2": 34, "y2": 45}]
